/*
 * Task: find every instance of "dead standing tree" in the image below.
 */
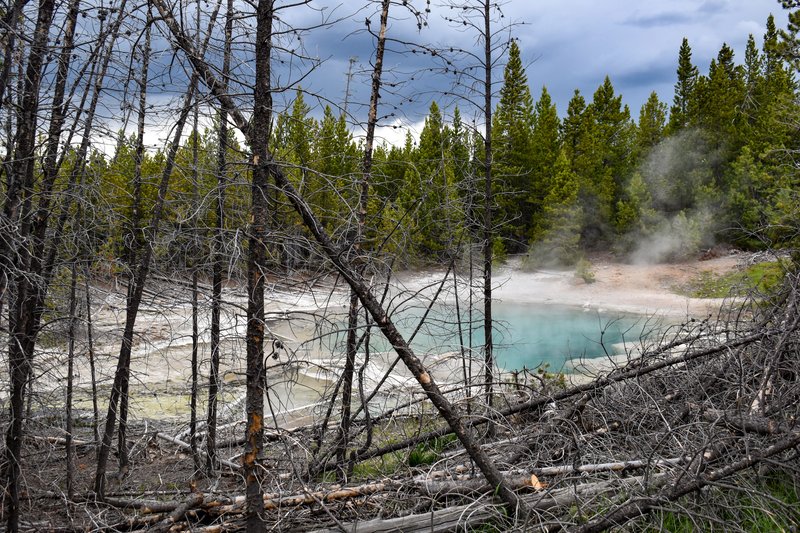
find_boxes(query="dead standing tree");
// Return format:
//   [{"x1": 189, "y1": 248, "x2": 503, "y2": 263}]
[
  {"x1": 337, "y1": 0, "x2": 391, "y2": 481},
  {"x1": 206, "y1": 0, "x2": 234, "y2": 474},
  {"x1": 0, "y1": 0, "x2": 105, "y2": 527},
  {"x1": 151, "y1": 0, "x2": 531, "y2": 523},
  {"x1": 1, "y1": 1, "x2": 60, "y2": 529},
  {"x1": 437, "y1": 0, "x2": 519, "y2": 425}
]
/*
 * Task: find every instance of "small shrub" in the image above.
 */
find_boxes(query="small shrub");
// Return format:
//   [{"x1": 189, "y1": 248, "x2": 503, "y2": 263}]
[
  {"x1": 575, "y1": 258, "x2": 596, "y2": 284},
  {"x1": 407, "y1": 434, "x2": 457, "y2": 467}
]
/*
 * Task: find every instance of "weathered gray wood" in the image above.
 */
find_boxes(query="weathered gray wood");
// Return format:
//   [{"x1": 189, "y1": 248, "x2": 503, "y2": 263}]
[{"x1": 312, "y1": 474, "x2": 668, "y2": 533}]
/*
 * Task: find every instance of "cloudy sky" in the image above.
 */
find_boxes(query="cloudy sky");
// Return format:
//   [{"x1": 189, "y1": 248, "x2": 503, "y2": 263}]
[
  {"x1": 135, "y1": 1, "x2": 790, "y2": 149},
  {"x1": 280, "y1": 0, "x2": 788, "y2": 144},
  {"x1": 507, "y1": 1, "x2": 787, "y2": 115}
]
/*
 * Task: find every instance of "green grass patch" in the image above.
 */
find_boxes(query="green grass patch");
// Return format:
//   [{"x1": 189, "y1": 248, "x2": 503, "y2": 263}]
[
  {"x1": 352, "y1": 451, "x2": 406, "y2": 478},
  {"x1": 408, "y1": 434, "x2": 458, "y2": 467},
  {"x1": 683, "y1": 260, "x2": 789, "y2": 299},
  {"x1": 643, "y1": 474, "x2": 800, "y2": 532}
]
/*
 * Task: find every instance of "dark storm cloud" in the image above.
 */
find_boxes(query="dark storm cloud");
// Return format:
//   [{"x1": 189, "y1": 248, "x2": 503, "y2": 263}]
[
  {"x1": 130, "y1": 0, "x2": 788, "y2": 146},
  {"x1": 624, "y1": 12, "x2": 695, "y2": 28},
  {"x1": 617, "y1": 62, "x2": 679, "y2": 91}
]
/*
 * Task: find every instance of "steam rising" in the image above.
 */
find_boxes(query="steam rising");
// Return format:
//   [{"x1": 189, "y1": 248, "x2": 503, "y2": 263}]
[{"x1": 626, "y1": 129, "x2": 724, "y2": 264}]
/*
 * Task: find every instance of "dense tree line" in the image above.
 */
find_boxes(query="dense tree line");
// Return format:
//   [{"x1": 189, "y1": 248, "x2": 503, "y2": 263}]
[
  {"x1": 6, "y1": 14, "x2": 794, "y2": 277},
  {"x1": 121, "y1": 14, "x2": 796, "y2": 269}
]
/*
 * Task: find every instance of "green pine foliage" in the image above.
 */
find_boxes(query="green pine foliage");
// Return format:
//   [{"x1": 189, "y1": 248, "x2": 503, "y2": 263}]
[
  {"x1": 528, "y1": 86, "x2": 561, "y2": 240},
  {"x1": 395, "y1": 102, "x2": 465, "y2": 263},
  {"x1": 668, "y1": 37, "x2": 698, "y2": 133},
  {"x1": 528, "y1": 150, "x2": 583, "y2": 266},
  {"x1": 636, "y1": 92, "x2": 667, "y2": 154},
  {"x1": 492, "y1": 40, "x2": 536, "y2": 252}
]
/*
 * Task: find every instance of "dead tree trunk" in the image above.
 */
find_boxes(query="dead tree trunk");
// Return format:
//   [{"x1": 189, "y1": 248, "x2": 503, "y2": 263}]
[
  {"x1": 84, "y1": 266, "x2": 100, "y2": 445},
  {"x1": 119, "y1": 11, "x2": 151, "y2": 473},
  {"x1": 337, "y1": 0, "x2": 390, "y2": 480},
  {"x1": 93, "y1": 2, "x2": 221, "y2": 496},
  {"x1": 65, "y1": 260, "x2": 79, "y2": 500},
  {"x1": 0, "y1": 0, "x2": 28, "y2": 112},
  {"x1": 481, "y1": 0, "x2": 495, "y2": 422},
  {"x1": 94, "y1": 74, "x2": 202, "y2": 498},
  {"x1": 2, "y1": 1, "x2": 58, "y2": 529},
  {"x1": 207, "y1": 0, "x2": 234, "y2": 474},
  {"x1": 241, "y1": 1, "x2": 274, "y2": 528},
  {"x1": 15, "y1": 1, "x2": 131, "y2": 499},
  {"x1": 189, "y1": 0, "x2": 203, "y2": 473}
]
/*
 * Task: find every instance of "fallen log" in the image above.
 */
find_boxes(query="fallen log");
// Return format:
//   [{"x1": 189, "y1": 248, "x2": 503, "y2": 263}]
[
  {"x1": 28, "y1": 434, "x2": 93, "y2": 447},
  {"x1": 311, "y1": 473, "x2": 668, "y2": 533},
  {"x1": 98, "y1": 512, "x2": 166, "y2": 532},
  {"x1": 701, "y1": 407, "x2": 795, "y2": 435},
  {"x1": 414, "y1": 457, "x2": 686, "y2": 496},
  {"x1": 209, "y1": 482, "x2": 389, "y2": 515},
  {"x1": 146, "y1": 493, "x2": 204, "y2": 532}
]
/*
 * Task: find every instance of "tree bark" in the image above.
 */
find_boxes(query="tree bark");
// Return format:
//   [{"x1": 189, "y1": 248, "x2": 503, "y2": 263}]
[
  {"x1": 189, "y1": 1, "x2": 202, "y2": 473},
  {"x1": 2, "y1": 1, "x2": 57, "y2": 529},
  {"x1": 207, "y1": 0, "x2": 233, "y2": 474},
  {"x1": 242, "y1": 1, "x2": 273, "y2": 529},
  {"x1": 119, "y1": 12, "x2": 151, "y2": 473},
  {"x1": 481, "y1": 0, "x2": 495, "y2": 424}
]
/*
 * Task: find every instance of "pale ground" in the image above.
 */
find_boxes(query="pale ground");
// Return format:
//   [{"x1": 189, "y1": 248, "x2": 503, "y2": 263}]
[
  {"x1": 26, "y1": 253, "x2": 743, "y2": 421},
  {"x1": 492, "y1": 252, "x2": 743, "y2": 318}
]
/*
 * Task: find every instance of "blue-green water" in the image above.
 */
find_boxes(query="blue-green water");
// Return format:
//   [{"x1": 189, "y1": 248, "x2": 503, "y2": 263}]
[
  {"x1": 488, "y1": 303, "x2": 649, "y2": 370},
  {"x1": 331, "y1": 302, "x2": 651, "y2": 372}
]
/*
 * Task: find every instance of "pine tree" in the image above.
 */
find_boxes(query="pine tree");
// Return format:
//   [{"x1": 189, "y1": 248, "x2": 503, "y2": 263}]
[
  {"x1": 529, "y1": 150, "x2": 583, "y2": 265},
  {"x1": 725, "y1": 146, "x2": 773, "y2": 246},
  {"x1": 744, "y1": 34, "x2": 764, "y2": 93},
  {"x1": 528, "y1": 86, "x2": 560, "y2": 240},
  {"x1": 562, "y1": 89, "x2": 589, "y2": 157},
  {"x1": 561, "y1": 90, "x2": 595, "y2": 217},
  {"x1": 271, "y1": 90, "x2": 318, "y2": 268},
  {"x1": 312, "y1": 105, "x2": 358, "y2": 235},
  {"x1": 285, "y1": 90, "x2": 315, "y2": 190},
  {"x1": 699, "y1": 44, "x2": 745, "y2": 143},
  {"x1": 373, "y1": 134, "x2": 413, "y2": 202},
  {"x1": 450, "y1": 107, "x2": 478, "y2": 233},
  {"x1": 636, "y1": 91, "x2": 667, "y2": 155},
  {"x1": 764, "y1": 14, "x2": 786, "y2": 80},
  {"x1": 587, "y1": 76, "x2": 634, "y2": 241},
  {"x1": 492, "y1": 40, "x2": 535, "y2": 251},
  {"x1": 668, "y1": 37, "x2": 698, "y2": 132},
  {"x1": 398, "y1": 102, "x2": 462, "y2": 260},
  {"x1": 615, "y1": 171, "x2": 657, "y2": 237},
  {"x1": 749, "y1": 14, "x2": 797, "y2": 155},
  {"x1": 777, "y1": 0, "x2": 800, "y2": 70}
]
